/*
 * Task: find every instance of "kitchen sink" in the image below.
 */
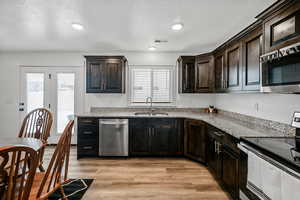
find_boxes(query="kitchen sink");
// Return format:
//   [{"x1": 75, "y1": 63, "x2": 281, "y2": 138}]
[{"x1": 134, "y1": 112, "x2": 168, "y2": 116}]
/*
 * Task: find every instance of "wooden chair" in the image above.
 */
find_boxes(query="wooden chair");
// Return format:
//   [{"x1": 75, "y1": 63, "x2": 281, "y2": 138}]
[
  {"x1": 29, "y1": 120, "x2": 74, "y2": 200},
  {"x1": 19, "y1": 108, "x2": 53, "y2": 172},
  {"x1": 0, "y1": 146, "x2": 39, "y2": 200}
]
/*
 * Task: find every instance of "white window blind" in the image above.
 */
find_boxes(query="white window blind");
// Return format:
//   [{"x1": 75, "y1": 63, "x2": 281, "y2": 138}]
[{"x1": 130, "y1": 66, "x2": 173, "y2": 103}]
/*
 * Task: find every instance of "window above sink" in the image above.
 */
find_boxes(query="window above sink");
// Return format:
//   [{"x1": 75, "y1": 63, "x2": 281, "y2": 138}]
[{"x1": 128, "y1": 65, "x2": 176, "y2": 107}]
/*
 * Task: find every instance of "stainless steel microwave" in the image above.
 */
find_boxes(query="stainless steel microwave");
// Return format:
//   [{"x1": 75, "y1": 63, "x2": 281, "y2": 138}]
[{"x1": 260, "y1": 42, "x2": 300, "y2": 93}]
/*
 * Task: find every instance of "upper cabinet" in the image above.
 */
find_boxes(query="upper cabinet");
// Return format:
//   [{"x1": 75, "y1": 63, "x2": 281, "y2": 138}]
[
  {"x1": 262, "y1": 1, "x2": 300, "y2": 53},
  {"x1": 178, "y1": 55, "x2": 214, "y2": 93},
  {"x1": 214, "y1": 51, "x2": 227, "y2": 92},
  {"x1": 195, "y1": 54, "x2": 214, "y2": 93},
  {"x1": 85, "y1": 56, "x2": 127, "y2": 93},
  {"x1": 226, "y1": 43, "x2": 242, "y2": 91},
  {"x1": 178, "y1": 56, "x2": 195, "y2": 93},
  {"x1": 242, "y1": 29, "x2": 262, "y2": 91}
]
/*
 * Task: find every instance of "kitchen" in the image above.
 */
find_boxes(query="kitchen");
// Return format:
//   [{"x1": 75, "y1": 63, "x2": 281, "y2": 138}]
[{"x1": 0, "y1": 0, "x2": 300, "y2": 200}]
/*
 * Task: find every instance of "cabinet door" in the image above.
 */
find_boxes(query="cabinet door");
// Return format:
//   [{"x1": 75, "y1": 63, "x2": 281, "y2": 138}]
[
  {"x1": 86, "y1": 60, "x2": 106, "y2": 93},
  {"x1": 151, "y1": 119, "x2": 180, "y2": 156},
  {"x1": 222, "y1": 146, "x2": 239, "y2": 200},
  {"x1": 129, "y1": 119, "x2": 151, "y2": 156},
  {"x1": 207, "y1": 135, "x2": 221, "y2": 178},
  {"x1": 104, "y1": 60, "x2": 124, "y2": 93},
  {"x1": 227, "y1": 45, "x2": 242, "y2": 91},
  {"x1": 215, "y1": 53, "x2": 227, "y2": 91},
  {"x1": 195, "y1": 61, "x2": 210, "y2": 92},
  {"x1": 243, "y1": 35, "x2": 262, "y2": 91},
  {"x1": 178, "y1": 57, "x2": 195, "y2": 93},
  {"x1": 184, "y1": 120, "x2": 207, "y2": 163}
]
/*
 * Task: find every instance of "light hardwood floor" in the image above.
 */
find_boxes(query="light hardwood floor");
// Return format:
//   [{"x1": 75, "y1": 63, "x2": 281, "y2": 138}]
[{"x1": 44, "y1": 147, "x2": 230, "y2": 200}]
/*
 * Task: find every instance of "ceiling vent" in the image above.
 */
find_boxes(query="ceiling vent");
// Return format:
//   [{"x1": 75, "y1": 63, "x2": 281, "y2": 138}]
[{"x1": 154, "y1": 40, "x2": 168, "y2": 44}]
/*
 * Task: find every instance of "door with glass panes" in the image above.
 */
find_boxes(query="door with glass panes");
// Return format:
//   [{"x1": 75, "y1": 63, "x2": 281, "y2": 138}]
[{"x1": 19, "y1": 67, "x2": 81, "y2": 143}]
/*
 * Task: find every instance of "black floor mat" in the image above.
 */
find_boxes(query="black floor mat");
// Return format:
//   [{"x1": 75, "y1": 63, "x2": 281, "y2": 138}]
[{"x1": 48, "y1": 179, "x2": 94, "y2": 200}]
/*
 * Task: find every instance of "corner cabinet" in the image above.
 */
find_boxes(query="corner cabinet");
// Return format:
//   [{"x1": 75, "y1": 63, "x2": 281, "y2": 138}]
[
  {"x1": 178, "y1": 56, "x2": 195, "y2": 93},
  {"x1": 184, "y1": 119, "x2": 207, "y2": 163},
  {"x1": 85, "y1": 56, "x2": 126, "y2": 93},
  {"x1": 178, "y1": 55, "x2": 214, "y2": 93}
]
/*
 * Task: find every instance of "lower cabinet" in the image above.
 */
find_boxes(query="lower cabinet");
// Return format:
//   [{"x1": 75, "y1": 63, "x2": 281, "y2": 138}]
[
  {"x1": 129, "y1": 118, "x2": 183, "y2": 156},
  {"x1": 77, "y1": 117, "x2": 99, "y2": 159},
  {"x1": 184, "y1": 119, "x2": 207, "y2": 163},
  {"x1": 222, "y1": 145, "x2": 240, "y2": 200},
  {"x1": 207, "y1": 127, "x2": 223, "y2": 179}
]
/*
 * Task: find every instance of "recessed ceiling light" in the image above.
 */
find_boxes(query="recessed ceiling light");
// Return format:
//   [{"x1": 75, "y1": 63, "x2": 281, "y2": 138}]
[
  {"x1": 171, "y1": 23, "x2": 183, "y2": 31},
  {"x1": 72, "y1": 23, "x2": 84, "y2": 30},
  {"x1": 148, "y1": 46, "x2": 156, "y2": 51}
]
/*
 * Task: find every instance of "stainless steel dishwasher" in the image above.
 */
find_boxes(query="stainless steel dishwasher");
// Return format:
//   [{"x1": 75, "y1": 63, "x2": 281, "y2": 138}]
[{"x1": 99, "y1": 119, "x2": 128, "y2": 156}]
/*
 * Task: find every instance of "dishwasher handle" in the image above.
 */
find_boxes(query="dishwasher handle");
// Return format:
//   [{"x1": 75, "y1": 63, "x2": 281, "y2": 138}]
[{"x1": 99, "y1": 120, "x2": 128, "y2": 125}]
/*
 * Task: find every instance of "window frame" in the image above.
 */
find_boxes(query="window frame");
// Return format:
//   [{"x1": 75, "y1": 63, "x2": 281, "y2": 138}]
[{"x1": 128, "y1": 65, "x2": 176, "y2": 107}]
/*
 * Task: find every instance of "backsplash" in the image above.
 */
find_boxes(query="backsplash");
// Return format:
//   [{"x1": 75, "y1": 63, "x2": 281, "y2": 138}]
[{"x1": 217, "y1": 110, "x2": 296, "y2": 136}]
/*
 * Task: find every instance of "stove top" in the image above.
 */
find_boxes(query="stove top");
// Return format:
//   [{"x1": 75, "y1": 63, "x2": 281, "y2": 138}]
[{"x1": 240, "y1": 137, "x2": 300, "y2": 172}]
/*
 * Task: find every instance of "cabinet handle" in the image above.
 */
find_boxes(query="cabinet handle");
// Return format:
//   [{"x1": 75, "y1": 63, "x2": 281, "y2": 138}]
[
  {"x1": 82, "y1": 146, "x2": 93, "y2": 150},
  {"x1": 214, "y1": 131, "x2": 224, "y2": 137},
  {"x1": 81, "y1": 120, "x2": 93, "y2": 123},
  {"x1": 83, "y1": 131, "x2": 93, "y2": 135},
  {"x1": 214, "y1": 141, "x2": 217, "y2": 153},
  {"x1": 217, "y1": 143, "x2": 222, "y2": 154}
]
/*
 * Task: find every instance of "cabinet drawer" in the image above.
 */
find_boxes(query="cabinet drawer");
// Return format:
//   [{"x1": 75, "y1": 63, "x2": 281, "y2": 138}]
[
  {"x1": 77, "y1": 144, "x2": 98, "y2": 157},
  {"x1": 78, "y1": 125, "x2": 98, "y2": 139},
  {"x1": 78, "y1": 117, "x2": 98, "y2": 126}
]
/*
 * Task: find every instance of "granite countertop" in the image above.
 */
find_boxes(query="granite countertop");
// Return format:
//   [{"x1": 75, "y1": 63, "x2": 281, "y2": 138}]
[{"x1": 76, "y1": 111, "x2": 285, "y2": 139}]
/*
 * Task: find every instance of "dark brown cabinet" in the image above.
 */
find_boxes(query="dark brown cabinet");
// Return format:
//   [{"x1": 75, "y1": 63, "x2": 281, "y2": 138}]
[
  {"x1": 77, "y1": 117, "x2": 99, "y2": 159},
  {"x1": 195, "y1": 54, "x2": 214, "y2": 93},
  {"x1": 129, "y1": 119, "x2": 151, "y2": 156},
  {"x1": 222, "y1": 145, "x2": 239, "y2": 200},
  {"x1": 178, "y1": 56, "x2": 195, "y2": 93},
  {"x1": 85, "y1": 56, "x2": 126, "y2": 93},
  {"x1": 242, "y1": 30, "x2": 262, "y2": 91},
  {"x1": 184, "y1": 119, "x2": 207, "y2": 163},
  {"x1": 129, "y1": 118, "x2": 183, "y2": 156},
  {"x1": 207, "y1": 126, "x2": 223, "y2": 179},
  {"x1": 214, "y1": 52, "x2": 227, "y2": 92},
  {"x1": 263, "y1": 2, "x2": 300, "y2": 53},
  {"x1": 226, "y1": 44, "x2": 242, "y2": 91}
]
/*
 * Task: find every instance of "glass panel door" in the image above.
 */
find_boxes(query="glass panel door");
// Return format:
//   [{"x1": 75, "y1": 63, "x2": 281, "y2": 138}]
[
  {"x1": 56, "y1": 73, "x2": 75, "y2": 134},
  {"x1": 26, "y1": 73, "x2": 45, "y2": 113}
]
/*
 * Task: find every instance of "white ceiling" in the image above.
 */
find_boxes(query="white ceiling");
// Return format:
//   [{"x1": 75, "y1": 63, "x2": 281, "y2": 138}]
[{"x1": 0, "y1": 0, "x2": 277, "y2": 52}]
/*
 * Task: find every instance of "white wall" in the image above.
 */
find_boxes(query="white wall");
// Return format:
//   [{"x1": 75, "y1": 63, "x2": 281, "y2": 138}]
[
  {"x1": 215, "y1": 93, "x2": 300, "y2": 124},
  {"x1": 0, "y1": 51, "x2": 214, "y2": 138}
]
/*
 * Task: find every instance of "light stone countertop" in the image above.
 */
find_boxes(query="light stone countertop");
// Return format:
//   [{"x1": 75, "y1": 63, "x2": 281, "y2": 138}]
[{"x1": 76, "y1": 111, "x2": 285, "y2": 139}]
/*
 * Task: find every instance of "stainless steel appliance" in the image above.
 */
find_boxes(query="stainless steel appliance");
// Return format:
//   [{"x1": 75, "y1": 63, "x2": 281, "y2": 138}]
[
  {"x1": 260, "y1": 42, "x2": 300, "y2": 93},
  {"x1": 99, "y1": 119, "x2": 128, "y2": 156}
]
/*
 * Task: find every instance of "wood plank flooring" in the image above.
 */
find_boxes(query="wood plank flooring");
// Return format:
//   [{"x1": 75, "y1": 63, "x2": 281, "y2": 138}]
[{"x1": 44, "y1": 147, "x2": 230, "y2": 200}]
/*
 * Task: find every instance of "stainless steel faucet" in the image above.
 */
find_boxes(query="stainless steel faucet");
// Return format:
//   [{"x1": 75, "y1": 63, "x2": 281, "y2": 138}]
[{"x1": 146, "y1": 97, "x2": 155, "y2": 114}]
